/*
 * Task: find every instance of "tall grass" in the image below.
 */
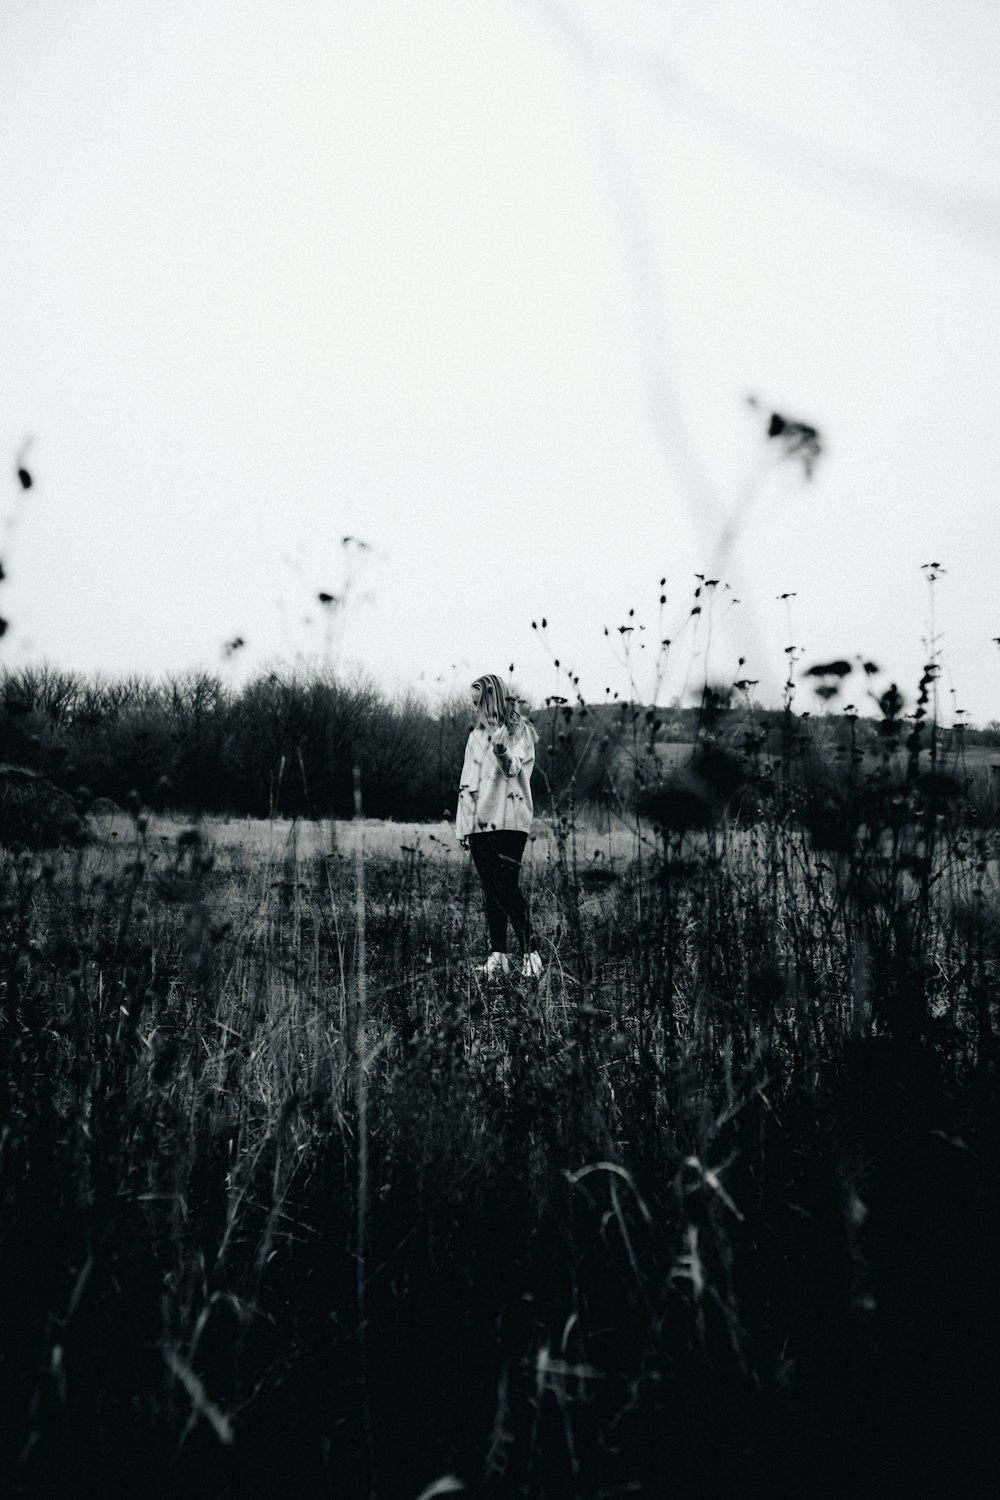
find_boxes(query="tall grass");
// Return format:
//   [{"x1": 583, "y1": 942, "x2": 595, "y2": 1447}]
[{"x1": 3, "y1": 639, "x2": 1000, "y2": 1500}]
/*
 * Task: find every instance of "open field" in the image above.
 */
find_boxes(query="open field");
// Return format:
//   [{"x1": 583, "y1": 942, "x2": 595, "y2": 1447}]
[
  {"x1": 91, "y1": 810, "x2": 651, "y2": 863},
  {"x1": 4, "y1": 771, "x2": 1000, "y2": 1499}
]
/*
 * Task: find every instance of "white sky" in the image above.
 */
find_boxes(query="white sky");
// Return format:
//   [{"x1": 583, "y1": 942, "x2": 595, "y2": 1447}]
[{"x1": 2, "y1": 0, "x2": 1000, "y2": 721}]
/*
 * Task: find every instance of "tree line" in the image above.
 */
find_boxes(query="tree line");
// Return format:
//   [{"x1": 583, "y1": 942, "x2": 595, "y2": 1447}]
[
  {"x1": 1, "y1": 660, "x2": 996, "y2": 824},
  {"x1": 0, "y1": 661, "x2": 634, "y2": 821},
  {"x1": 0, "y1": 662, "x2": 482, "y2": 820},
  {"x1": 0, "y1": 662, "x2": 730, "y2": 822}
]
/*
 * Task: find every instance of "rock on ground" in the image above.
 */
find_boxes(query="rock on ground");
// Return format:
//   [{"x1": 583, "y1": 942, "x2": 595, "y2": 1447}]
[{"x1": 0, "y1": 763, "x2": 90, "y2": 849}]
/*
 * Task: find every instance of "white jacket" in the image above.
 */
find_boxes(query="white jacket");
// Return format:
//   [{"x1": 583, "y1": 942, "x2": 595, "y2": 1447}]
[{"x1": 455, "y1": 723, "x2": 535, "y2": 838}]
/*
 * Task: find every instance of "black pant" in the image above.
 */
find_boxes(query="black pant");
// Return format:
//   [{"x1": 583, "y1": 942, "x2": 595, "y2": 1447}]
[{"x1": 469, "y1": 831, "x2": 535, "y2": 954}]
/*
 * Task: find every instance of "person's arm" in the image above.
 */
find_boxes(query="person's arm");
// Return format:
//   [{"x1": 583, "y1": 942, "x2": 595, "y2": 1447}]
[
  {"x1": 489, "y1": 725, "x2": 524, "y2": 777},
  {"x1": 456, "y1": 732, "x2": 477, "y2": 847}
]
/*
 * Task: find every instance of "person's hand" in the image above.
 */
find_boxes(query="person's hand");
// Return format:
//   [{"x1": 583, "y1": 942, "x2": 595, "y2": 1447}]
[{"x1": 489, "y1": 724, "x2": 508, "y2": 750}]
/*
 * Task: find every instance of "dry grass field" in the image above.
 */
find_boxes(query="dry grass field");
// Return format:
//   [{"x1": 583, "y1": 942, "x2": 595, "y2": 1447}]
[
  {"x1": 92, "y1": 809, "x2": 652, "y2": 861},
  {"x1": 4, "y1": 726, "x2": 1000, "y2": 1499}
]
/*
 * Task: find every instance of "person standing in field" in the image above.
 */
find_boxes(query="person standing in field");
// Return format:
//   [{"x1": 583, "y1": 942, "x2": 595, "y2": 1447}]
[{"x1": 457, "y1": 673, "x2": 544, "y2": 980}]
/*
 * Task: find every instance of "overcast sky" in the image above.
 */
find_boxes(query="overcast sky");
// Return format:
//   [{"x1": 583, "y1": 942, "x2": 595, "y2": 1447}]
[{"x1": 3, "y1": 0, "x2": 1000, "y2": 722}]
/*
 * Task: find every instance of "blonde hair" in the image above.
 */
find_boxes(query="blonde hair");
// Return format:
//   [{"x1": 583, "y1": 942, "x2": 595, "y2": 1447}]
[{"x1": 472, "y1": 674, "x2": 538, "y2": 742}]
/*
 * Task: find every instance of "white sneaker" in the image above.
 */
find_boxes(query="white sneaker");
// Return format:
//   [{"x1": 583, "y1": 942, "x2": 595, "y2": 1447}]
[
  {"x1": 522, "y1": 952, "x2": 544, "y2": 980},
  {"x1": 477, "y1": 951, "x2": 509, "y2": 978}
]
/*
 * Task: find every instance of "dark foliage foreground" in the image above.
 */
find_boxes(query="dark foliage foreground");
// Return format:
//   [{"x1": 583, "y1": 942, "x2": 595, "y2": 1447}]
[{"x1": 2, "y1": 787, "x2": 1000, "y2": 1500}]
